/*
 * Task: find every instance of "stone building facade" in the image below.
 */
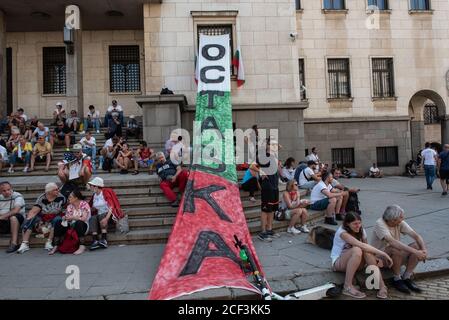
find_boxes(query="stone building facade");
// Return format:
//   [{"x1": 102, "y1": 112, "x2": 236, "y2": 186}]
[{"x1": 1, "y1": 0, "x2": 449, "y2": 174}]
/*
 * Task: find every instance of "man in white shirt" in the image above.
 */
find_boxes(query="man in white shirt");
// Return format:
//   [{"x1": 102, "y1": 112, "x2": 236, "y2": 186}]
[
  {"x1": 298, "y1": 160, "x2": 321, "y2": 190},
  {"x1": 84, "y1": 105, "x2": 101, "y2": 134},
  {"x1": 369, "y1": 163, "x2": 383, "y2": 178},
  {"x1": 370, "y1": 205, "x2": 427, "y2": 295},
  {"x1": 0, "y1": 144, "x2": 8, "y2": 174},
  {"x1": 307, "y1": 147, "x2": 321, "y2": 173},
  {"x1": 105, "y1": 100, "x2": 124, "y2": 127},
  {"x1": 170, "y1": 136, "x2": 185, "y2": 166},
  {"x1": 421, "y1": 142, "x2": 438, "y2": 190},
  {"x1": 80, "y1": 131, "x2": 97, "y2": 172},
  {"x1": 17, "y1": 108, "x2": 28, "y2": 122},
  {"x1": 310, "y1": 171, "x2": 343, "y2": 225}
]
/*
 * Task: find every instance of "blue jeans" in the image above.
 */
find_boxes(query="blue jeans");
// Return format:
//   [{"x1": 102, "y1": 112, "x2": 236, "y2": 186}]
[
  {"x1": 424, "y1": 165, "x2": 436, "y2": 188},
  {"x1": 9, "y1": 151, "x2": 31, "y2": 166},
  {"x1": 84, "y1": 118, "x2": 100, "y2": 132},
  {"x1": 83, "y1": 146, "x2": 97, "y2": 171},
  {"x1": 104, "y1": 111, "x2": 124, "y2": 127}
]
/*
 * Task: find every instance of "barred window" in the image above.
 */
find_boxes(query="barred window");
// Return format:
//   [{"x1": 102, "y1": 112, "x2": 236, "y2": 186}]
[
  {"x1": 295, "y1": 0, "x2": 301, "y2": 10},
  {"x1": 197, "y1": 24, "x2": 235, "y2": 76},
  {"x1": 323, "y1": 0, "x2": 346, "y2": 10},
  {"x1": 332, "y1": 148, "x2": 355, "y2": 168},
  {"x1": 299, "y1": 59, "x2": 306, "y2": 100},
  {"x1": 43, "y1": 47, "x2": 66, "y2": 95},
  {"x1": 328, "y1": 58, "x2": 351, "y2": 99},
  {"x1": 377, "y1": 146, "x2": 398, "y2": 167},
  {"x1": 424, "y1": 104, "x2": 439, "y2": 124},
  {"x1": 410, "y1": 0, "x2": 430, "y2": 10},
  {"x1": 109, "y1": 45, "x2": 141, "y2": 93},
  {"x1": 372, "y1": 58, "x2": 395, "y2": 98},
  {"x1": 368, "y1": 0, "x2": 389, "y2": 10}
]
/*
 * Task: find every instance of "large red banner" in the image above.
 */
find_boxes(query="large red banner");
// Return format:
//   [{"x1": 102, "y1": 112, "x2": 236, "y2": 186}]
[{"x1": 149, "y1": 171, "x2": 264, "y2": 300}]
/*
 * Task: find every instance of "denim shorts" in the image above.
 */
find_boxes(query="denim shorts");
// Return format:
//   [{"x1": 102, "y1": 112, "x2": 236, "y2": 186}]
[
  {"x1": 21, "y1": 214, "x2": 61, "y2": 231},
  {"x1": 310, "y1": 198, "x2": 330, "y2": 211}
]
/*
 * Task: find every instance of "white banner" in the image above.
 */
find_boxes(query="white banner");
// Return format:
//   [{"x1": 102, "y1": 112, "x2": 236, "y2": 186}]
[{"x1": 197, "y1": 34, "x2": 231, "y2": 93}]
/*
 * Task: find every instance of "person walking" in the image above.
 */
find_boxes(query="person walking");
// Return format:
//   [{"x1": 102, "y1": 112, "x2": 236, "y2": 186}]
[{"x1": 421, "y1": 142, "x2": 438, "y2": 190}]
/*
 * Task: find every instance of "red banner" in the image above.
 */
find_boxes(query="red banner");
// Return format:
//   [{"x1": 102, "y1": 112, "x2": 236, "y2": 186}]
[{"x1": 149, "y1": 170, "x2": 264, "y2": 300}]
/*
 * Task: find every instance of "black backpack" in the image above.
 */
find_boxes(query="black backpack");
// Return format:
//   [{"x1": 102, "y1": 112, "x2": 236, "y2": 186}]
[
  {"x1": 346, "y1": 191, "x2": 361, "y2": 215},
  {"x1": 160, "y1": 88, "x2": 174, "y2": 95}
]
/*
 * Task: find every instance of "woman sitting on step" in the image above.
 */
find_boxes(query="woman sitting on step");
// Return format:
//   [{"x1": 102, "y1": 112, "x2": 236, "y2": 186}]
[
  {"x1": 279, "y1": 180, "x2": 310, "y2": 235},
  {"x1": 87, "y1": 177, "x2": 124, "y2": 251},
  {"x1": 49, "y1": 190, "x2": 91, "y2": 255},
  {"x1": 330, "y1": 212, "x2": 393, "y2": 299}
]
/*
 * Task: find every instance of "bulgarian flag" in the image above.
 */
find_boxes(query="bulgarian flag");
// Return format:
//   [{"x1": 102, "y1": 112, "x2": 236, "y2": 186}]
[{"x1": 232, "y1": 46, "x2": 245, "y2": 87}]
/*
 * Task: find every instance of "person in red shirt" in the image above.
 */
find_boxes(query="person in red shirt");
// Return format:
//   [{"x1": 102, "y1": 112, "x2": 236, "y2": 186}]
[{"x1": 132, "y1": 141, "x2": 155, "y2": 175}]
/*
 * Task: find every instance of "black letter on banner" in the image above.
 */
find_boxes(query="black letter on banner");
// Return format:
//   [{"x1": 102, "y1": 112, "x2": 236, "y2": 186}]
[
  {"x1": 200, "y1": 66, "x2": 225, "y2": 84},
  {"x1": 202, "y1": 44, "x2": 225, "y2": 61},
  {"x1": 183, "y1": 179, "x2": 232, "y2": 223},
  {"x1": 199, "y1": 90, "x2": 224, "y2": 109},
  {"x1": 194, "y1": 116, "x2": 226, "y2": 173},
  {"x1": 180, "y1": 231, "x2": 240, "y2": 276}
]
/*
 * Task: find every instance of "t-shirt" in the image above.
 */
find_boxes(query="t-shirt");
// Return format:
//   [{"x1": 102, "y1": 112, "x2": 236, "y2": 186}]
[
  {"x1": 331, "y1": 179, "x2": 340, "y2": 188},
  {"x1": 139, "y1": 148, "x2": 152, "y2": 159},
  {"x1": 0, "y1": 192, "x2": 26, "y2": 217},
  {"x1": 439, "y1": 151, "x2": 449, "y2": 171},
  {"x1": 33, "y1": 127, "x2": 49, "y2": 138},
  {"x1": 55, "y1": 125, "x2": 71, "y2": 136},
  {"x1": 65, "y1": 200, "x2": 91, "y2": 222},
  {"x1": 370, "y1": 167, "x2": 380, "y2": 174},
  {"x1": 298, "y1": 167, "x2": 314, "y2": 186},
  {"x1": 370, "y1": 218, "x2": 415, "y2": 251},
  {"x1": 13, "y1": 143, "x2": 33, "y2": 153},
  {"x1": 0, "y1": 145, "x2": 7, "y2": 161},
  {"x1": 331, "y1": 226, "x2": 368, "y2": 265},
  {"x1": 34, "y1": 142, "x2": 52, "y2": 156},
  {"x1": 310, "y1": 181, "x2": 331, "y2": 204},
  {"x1": 281, "y1": 167, "x2": 295, "y2": 181},
  {"x1": 87, "y1": 110, "x2": 100, "y2": 119},
  {"x1": 307, "y1": 153, "x2": 320, "y2": 163},
  {"x1": 157, "y1": 160, "x2": 178, "y2": 181},
  {"x1": 35, "y1": 193, "x2": 67, "y2": 216},
  {"x1": 107, "y1": 105, "x2": 123, "y2": 113},
  {"x1": 92, "y1": 192, "x2": 109, "y2": 215},
  {"x1": 170, "y1": 142, "x2": 184, "y2": 165},
  {"x1": 80, "y1": 136, "x2": 96, "y2": 148},
  {"x1": 104, "y1": 138, "x2": 113, "y2": 149},
  {"x1": 421, "y1": 148, "x2": 437, "y2": 166}
]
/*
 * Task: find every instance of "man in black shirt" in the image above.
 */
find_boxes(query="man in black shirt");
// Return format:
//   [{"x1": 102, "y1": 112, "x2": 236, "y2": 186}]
[
  {"x1": 50, "y1": 121, "x2": 71, "y2": 151},
  {"x1": 155, "y1": 152, "x2": 189, "y2": 207}
]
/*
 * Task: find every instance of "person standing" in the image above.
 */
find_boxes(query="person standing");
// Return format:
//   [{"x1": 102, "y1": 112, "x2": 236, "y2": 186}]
[
  {"x1": 421, "y1": 142, "x2": 438, "y2": 190},
  {"x1": 437, "y1": 144, "x2": 449, "y2": 196}
]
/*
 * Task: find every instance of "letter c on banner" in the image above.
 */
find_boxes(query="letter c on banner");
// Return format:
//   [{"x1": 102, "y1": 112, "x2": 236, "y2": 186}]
[{"x1": 200, "y1": 66, "x2": 225, "y2": 83}]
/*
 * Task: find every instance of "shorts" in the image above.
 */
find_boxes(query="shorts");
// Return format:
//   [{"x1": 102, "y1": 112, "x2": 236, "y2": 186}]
[
  {"x1": 137, "y1": 159, "x2": 154, "y2": 168},
  {"x1": 0, "y1": 214, "x2": 24, "y2": 234},
  {"x1": 310, "y1": 198, "x2": 330, "y2": 211},
  {"x1": 261, "y1": 188, "x2": 279, "y2": 213},
  {"x1": 21, "y1": 214, "x2": 61, "y2": 231},
  {"x1": 439, "y1": 169, "x2": 449, "y2": 180}
]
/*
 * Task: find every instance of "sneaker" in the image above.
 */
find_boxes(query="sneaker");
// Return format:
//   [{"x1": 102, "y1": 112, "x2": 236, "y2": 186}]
[
  {"x1": 287, "y1": 227, "x2": 301, "y2": 235},
  {"x1": 403, "y1": 278, "x2": 422, "y2": 293},
  {"x1": 44, "y1": 240, "x2": 54, "y2": 251},
  {"x1": 65, "y1": 148, "x2": 70, "y2": 151},
  {"x1": 17, "y1": 242, "x2": 30, "y2": 254},
  {"x1": 79, "y1": 131, "x2": 85, "y2": 134},
  {"x1": 442, "y1": 192, "x2": 448, "y2": 196},
  {"x1": 258, "y1": 232, "x2": 273, "y2": 242},
  {"x1": 299, "y1": 225, "x2": 310, "y2": 233},
  {"x1": 392, "y1": 279, "x2": 411, "y2": 294},
  {"x1": 8, "y1": 167, "x2": 14, "y2": 173},
  {"x1": 90, "y1": 240, "x2": 101, "y2": 251},
  {"x1": 6, "y1": 244, "x2": 20, "y2": 253},
  {"x1": 23, "y1": 167, "x2": 29, "y2": 173},
  {"x1": 96, "y1": 130, "x2": 100, "y2": 134},
  {"x1": 335, "y1": 213, "x2": 343, "y2": 221},
  {"x1": 266, "y1": 230, "x2": 280, "y2": 239},
  {"x1": 99, "y1": 239, "x2": 108, "y2": 249},
  {"x1": 249, "y1": 197, "x2": 256, "y2": 202},
  {"x1": 324, "y1": 217, "x2": 338, "y2": 226}
]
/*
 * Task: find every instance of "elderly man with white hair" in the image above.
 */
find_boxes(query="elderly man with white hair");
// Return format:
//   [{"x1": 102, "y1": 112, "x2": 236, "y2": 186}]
[
  {"x1": 370, "y1": 205, "x2": 427, "y2": 294},
  {"x1": 17, "y1": 182, "x2": 67, "y2": 254}
]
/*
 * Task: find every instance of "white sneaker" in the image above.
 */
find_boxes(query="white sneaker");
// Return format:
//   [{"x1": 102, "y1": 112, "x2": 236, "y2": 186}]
[
  {"x1": 17, "y1": 242, "x2": 30, "y2": 254},
  {"x1": 249, "y1": 197, "x2": 256, "y2": 202},
  {"x1": 299, "y1": 225, "x2": 310, "y2": 233},
  {"x1": 23, "y1": 167, "x2": 29, "y2": 173},
  {"x1": 96, "y1": 130, "x2": 100, "y2": 134},
  {"x1": 8, "y1": 167, "x2": 14, "y2": 173},
  {"x1": 287, "y1": 227, "x2": 301, "y2": 235},
  {"x1": 79, "y1": 131, "x2": 85, "y2": 134},
  {"x1": 44, "y1": 240, "x2": 54, "y2": 251}
]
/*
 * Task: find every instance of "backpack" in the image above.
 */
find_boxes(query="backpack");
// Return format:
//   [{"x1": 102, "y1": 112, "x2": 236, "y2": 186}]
[
  {"x1": 294, "y1": 163, "x2": 308, "y2": 184},
  {"x1": 160, "y1": 88, "x2": 174, "y2": 95},
  {"x1": 345, "y1": 191, "x2": 361, "y2": 215},
  {"x1": 307, "y1": 226, "x2": 336, "y2": 250},
  {"x1": 58, "y1": 228, "x2": 79, "y2": 254}
]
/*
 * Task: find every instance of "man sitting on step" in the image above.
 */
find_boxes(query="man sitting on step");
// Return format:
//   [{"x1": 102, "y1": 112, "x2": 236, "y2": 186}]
[
  {"x1": 155, "y1": 152, "x2": 189, "y2": 207},
  {"x1": 57, "y1": 144, "x2": 92, "y2": 186}
]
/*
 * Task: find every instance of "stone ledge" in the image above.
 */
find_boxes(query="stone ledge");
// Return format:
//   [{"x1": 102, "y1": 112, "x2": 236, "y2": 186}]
[
  {"x1": 304, "y1": 116, "x2": 410, "y2": 124},
  {"x1": 184, "y1": 102, "x2": 309, "y2": 112}
]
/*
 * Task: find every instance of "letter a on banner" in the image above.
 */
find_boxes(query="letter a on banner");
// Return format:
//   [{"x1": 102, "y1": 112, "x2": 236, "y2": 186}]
[{"x1": 149, "y1": 34, "x2": 266, "y2": 300}]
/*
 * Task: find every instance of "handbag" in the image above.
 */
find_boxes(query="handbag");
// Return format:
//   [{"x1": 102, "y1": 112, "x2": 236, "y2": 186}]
[
  {"x1": 113, "y1": 214, "x2": 129, "y2": 234},
  {"x1": 58, "y1": 228, "x2": 80, "y2": 254}
]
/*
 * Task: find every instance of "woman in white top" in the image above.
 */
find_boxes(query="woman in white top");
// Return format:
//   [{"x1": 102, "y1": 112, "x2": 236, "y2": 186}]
[
  {"x1": 331, "y1": 212, "x2": 393, "y2": 299},
  {"x1": 279, "y1": 180, "x2": 310, "y2": 234},
  {"x1": 281, "y1": 157, "x2": 296, "y2": 182}
]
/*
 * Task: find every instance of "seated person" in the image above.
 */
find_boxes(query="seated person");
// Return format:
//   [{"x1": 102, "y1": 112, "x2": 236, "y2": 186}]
[
  {"x1": 84, "y1": 105, "x2": 101, "y2": 134},
  {"x1": 50, "y1": 121, "x2": 71, "y2": 151},
  {"x1": 155, "y1": 152, "x2": 189, "y2": 207},
  {"x1": 116, "y1": 143, "x2": 133, "y2": 174},
  {"x1": 370, "y1": 205, "x2": 427, "y2": 294},
  {"x1": 169, "y1": 136, "x2": 185, "y2": 166},
  {"x1": 30, "y1": 136, "x2": 52, "y2": 172},
  {"x1": 240, "y1": 162, "x2": 260, "y2": 202},
  {"x1": 298, "y1": 160, "x2": 321, "y2": 190},
  {"x1": 0, "y1": 182, "x2": 26, "y2": 253},
  {"x1": 0, "y1": 144, "x2": 9, "y2": 174},
  {"x1": 125, "y1": 115, "x2": 141, "y2": 139},
  {"x1": 66, "y1": 110, "x2": 80, "y2": 133},
  {"x1": 281, "y1": 157, "x2": 296, "y2": 182},
  {"x1": 32, "y1": 122, "x2": 50, "y2": 144},
  {"x1": 57, "y1": 144, "x2": 92, "y2": 186},
  {"x1": 132, "y1": 141, "x2": 154, "y2": 175},
  {"x1": 331, "y1": 168, "x2": 361, "y2": 220},
  {"x1": 310, "y1": 171, "x2": 343, "y2": 226},
  {"x1": 8, "y1": 136, "x2": 32, "y2": 173},
  {"x1": 100, "y1": 136, "x2": 120, "y2": 171},
  {"x1": 79, "y1": 131, "x2": 97, "y2": 171},
  {"x1": 104, "y1": 100, "x2": 124, "y2": 127},
  {"x1": 23, "y1": 123, "x2": 33, "y2": 142},
  {"x1": 17, "y1": 182, "x2": 67, "y2": 254},
  {"x1": 369, "y1": 163, "x2": 383, "y2": 178},
  {"x1": 29, "y1": 116, "x2": 39, "y2": 132},
  {"x1": 6, "y1": 128, "x2": 20, "y2": 153},
  {"x1": 106, "y1": 112, "x2": 122, "y2": 139},
  {"x1": 53, "y1": 102, "x2": 66, "y2": 125},
  {"x1": 331, "y1": 212, "x2": 392, "y2": 299},
  {"x1": 279, "y1": 180, "x2": 310, "y2": 234},
  {"x1": 405, "y1": 160, "x2": 417, "y2": 177}
]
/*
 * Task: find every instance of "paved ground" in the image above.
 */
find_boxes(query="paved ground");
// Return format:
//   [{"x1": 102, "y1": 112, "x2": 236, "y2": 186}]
[{"x1": 1, "y1": 176, "x2": 449, "y2": 300}]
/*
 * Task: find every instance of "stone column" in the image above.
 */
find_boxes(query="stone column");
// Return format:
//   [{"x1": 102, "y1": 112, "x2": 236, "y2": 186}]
[
  {"x1": 0, "y1": 10, "x2": 6, "y2": 117},
  {"x1": 441, "y1": 115, "x2": 449, "y2": 145},
  {"x1": 65, "y1": 29, "x2": 84, "y2": 118},
  {"x1": 410, "y1": 120, "x2": 425, "y2": 158}
]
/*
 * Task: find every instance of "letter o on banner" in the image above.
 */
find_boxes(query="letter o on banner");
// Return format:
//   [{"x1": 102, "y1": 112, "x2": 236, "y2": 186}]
[{"x1": 202, "y1": 44, "x2": 225, "y2": 61}]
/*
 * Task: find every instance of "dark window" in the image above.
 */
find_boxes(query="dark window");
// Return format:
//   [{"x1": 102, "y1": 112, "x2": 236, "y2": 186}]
[
  {"x1": 328, "y1": 58, "x2": 351, "y2": 99},
  {"x1": 368, "y1": 0, "x2": 389, "y2": 10},
  {"x1": 295, "y1": 0, "x2": 301, "y2": 10},
  {"x1": 424, "y1": 104, "x2": 439, "y2": 124},
  {"x1": 109, "y1": 45, "x2": 141, "y2": 93},
  {"x1": 410, "y1": 0, "x2": 430, "y2": 10},
  {"x1": 332, "y1": 148, "x2": 355, "y2": 168},
  {"x1": 323, "y1": 0, "x2": 346, "y2": 10},
  {"x1": 372, "y1": 58, "x2": 395, "y2": 98},
  {"x1": 43, "y1": 47, "x2": 66, "y2": 95},
  {"x1": 377, "y1": 146, "x2": 399, "y2": 167},
  {"x1": 299, "y1": 59, "x2": 306, "y2": 100},
  {"x1": 197, "y1": 24, "x2": 235, "y2": 76}
]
